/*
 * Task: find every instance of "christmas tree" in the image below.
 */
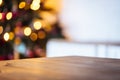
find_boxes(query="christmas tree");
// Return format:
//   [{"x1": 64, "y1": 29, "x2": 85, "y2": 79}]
[{"x1": 0, "y1": 0, "x2": 64, "y2": 60}]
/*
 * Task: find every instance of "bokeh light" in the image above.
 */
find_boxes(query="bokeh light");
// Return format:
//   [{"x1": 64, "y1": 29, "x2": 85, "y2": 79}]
[
  {"x1": 19, "y1": 1, "x2": 26, "y2": 9},
  {"x1": 0, "y1": 0, "x2": 3, "y2": 6},
  {"x1": 33, "y1": 20, "x2": 42, "y2": 30},
  {"x1": 38, "y1": 31, "x2": 46, "y2": 39},
  {"x1": 24, "y1": 27, "x2": 32, "y2": 36},
  {"x1": 0, "y1": 13, "x2": 2, "y2": 20},
  {"x1": 9, "y1": 32, "x2": 14, "y2": 40},
  {"x1": 30, "y1": 4, "x2": 40, "y2": 11},
  {"x1": 0, "y1": 26, "x2": 3, "y2": 34},
  {"x1": 30, "y1": 32, "x2": 38, "y2": 41},
  {"x1": 30, "y1": 0, "x2": 40, "y2": 11},
  {"x1": 4, "y1": 32, "x2": 9, "y2": 41},
  {"x1": 6, "y1": 12, "x2": 13, "y2": 20}
]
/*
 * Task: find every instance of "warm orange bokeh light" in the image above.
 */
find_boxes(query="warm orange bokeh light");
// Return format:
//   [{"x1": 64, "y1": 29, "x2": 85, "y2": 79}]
[
  {"x1": 9, "y1": 32, "x2": 14, "y2": 40},
  {"x1": 0, "y1": 26, "x2": 3, "y2": 34},
  {"x1": 19, "y1": 1, "x2": 26, "y2": 9},
  {"x1": 30, "y1": 33, "x2": 38, "y2": 41},
  {"x1": 38, "y1": 31, "x2": 46, "y2": 39},
  {"x1": 0, "y1": 13, "x2": 2, "y2": 20}
]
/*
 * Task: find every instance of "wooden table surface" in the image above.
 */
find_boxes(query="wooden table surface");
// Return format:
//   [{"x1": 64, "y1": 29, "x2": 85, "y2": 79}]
[{"x1": 0, "y1": 56, "x2": 120, "y2": 80}]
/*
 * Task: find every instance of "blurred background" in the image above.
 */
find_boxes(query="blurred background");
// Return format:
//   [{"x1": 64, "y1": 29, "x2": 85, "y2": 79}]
[{"x1": 0, "y1": 0, "x2": 120, "y2": 60}]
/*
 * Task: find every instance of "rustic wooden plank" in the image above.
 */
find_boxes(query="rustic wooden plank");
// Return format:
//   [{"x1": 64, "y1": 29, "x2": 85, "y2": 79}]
[{"x1": 0, "y1": 56, "x2": 120, "y2": 80}]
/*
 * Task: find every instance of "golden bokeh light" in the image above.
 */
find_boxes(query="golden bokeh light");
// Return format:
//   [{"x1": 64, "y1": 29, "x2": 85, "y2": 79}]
[
  {"x1": 30, "y1": 0, "x2": 40, "y2": 11},
  {"x1": 33, "y1": 21, "x2": 42, "y2": 30},
  {"x1": 30, "y1": 33, "x2": 38, "y2": 41},
  {"x1": 4, "y1": 32, "x2": 9, "y2": 41},
  {"x1": 0, "y1": 26, "x2": 3, "y2": 34},
  {"x1": 0, "y1": 13, "x2": 2, "y2": 20},
  {"x1": 30, "y1": 4, "x2": 40, "y2": 11},
  {"x1": 19, "y1": 1, "x2": 26, "y2": 9},
  {"x1": 9, "y1": 32, "x2": 14, "y2": 40},
  {"x1": 0, "y1": 0, "x2": 3, "y2": 6},
  {"x1": 38, "y1": 31, "x2": 46, "y2": 39},
  {"x1": 24, "y1": 27, "x2": 32, "y2": 36},
  {"x1": 6, "y1": 12, "x2": 13, "y2": 20}
]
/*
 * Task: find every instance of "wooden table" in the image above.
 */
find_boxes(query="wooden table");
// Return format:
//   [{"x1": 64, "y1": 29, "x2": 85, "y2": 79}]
[{"x1": 0, "y1": 56, "x2": 120, "y2": 80}]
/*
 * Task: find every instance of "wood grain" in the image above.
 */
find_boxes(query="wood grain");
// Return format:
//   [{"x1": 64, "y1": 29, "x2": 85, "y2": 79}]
[{"x1": 0, "y1": 56, "x2": 120, "y2": 80}]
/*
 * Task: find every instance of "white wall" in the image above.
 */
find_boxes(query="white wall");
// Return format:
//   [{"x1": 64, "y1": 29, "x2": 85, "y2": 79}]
[{"x1": 59, "y1": 0, "x2": 120, "y2": 42}]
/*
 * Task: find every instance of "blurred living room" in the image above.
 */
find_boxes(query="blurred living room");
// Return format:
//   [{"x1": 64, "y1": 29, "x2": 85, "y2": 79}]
[{"x1": 0, "y1": 0, "x2": 120, "y2": 60}]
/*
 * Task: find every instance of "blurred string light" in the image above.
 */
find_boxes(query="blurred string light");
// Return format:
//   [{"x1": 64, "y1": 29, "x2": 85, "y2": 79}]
[
  {"x1": 0, "y1": 13, "x2": 2, "y2": 20},
  {"x1": 6, "y1": 12, "x2": 13, "y2": 20},
  {"x1": 0, "y1": 0, "x2": 3, "y2": 6},
  {"x1": 30, "y1": 32, "x2": 37, "y2": 41},
  {"x1": 33, "y1": 20, "x2": 42, "y2": 30},
  {"x1": 19, "y1": 1, "x2": 26, "y2": 9},
  {"x1": 24, "y1": 27, "x2": 32, "y2": 36},
  {"x1": 30, "y1": 0, "x2": 41, "y2": 11},
  {"x1": 38, "y1": 31, "x2": 46, "y2": 39},
  {"x1": 9, "y1": 32, "x2": 14, "y2": 40},
  {"x1": 4, "y1": 32, "x2": 9, "y2": 41},
  {"x1": 0, "y1": 26, "x2": 3, "y2": 34}
]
